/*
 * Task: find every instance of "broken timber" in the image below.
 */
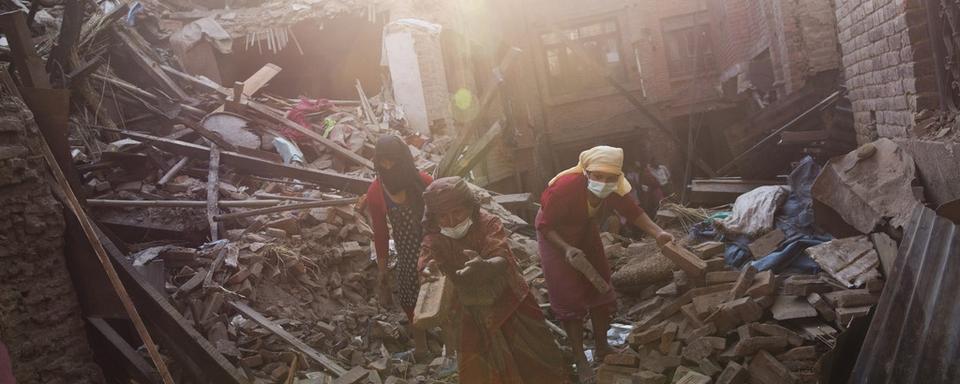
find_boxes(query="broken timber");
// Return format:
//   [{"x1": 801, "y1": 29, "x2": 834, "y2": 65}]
[
  {"x1": 88, "y1": 199, "x2": 286, "y2": 208},
  {"x1": 110, "y1": 129, "x2": 372, "y2": 194},
  {"x1": 437, "y1": 48, "x2": 521, "y2": 177},
  {"x1": 214, "y1": 197, "x2": 359, "y2": 221},
  {"x1": 34, "y1": 114, "x2": 176, "y2": 383},
  {"x1": 229, "y1": 300, "x2": 348, "y2": 377},
  {"x1": 112, "y1": 24, "x2": 190, "y2": 100},
  {"x1": 207, "y1": 145, "x2": 221, "y2": 240},
  {"x1": 551, "y1": 23, "x2": 716, "y2": 178},
  {"x1": 161, "y1": 64, "x2": 374, "y2": 170}
]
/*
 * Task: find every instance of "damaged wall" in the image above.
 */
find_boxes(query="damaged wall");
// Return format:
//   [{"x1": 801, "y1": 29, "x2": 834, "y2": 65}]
[
  {"x1": 834, "y1": 0, "x2": 939, "y2": 142},
  {"x1": 0, "y1": 101, "x2": 103, "y2": 383}
]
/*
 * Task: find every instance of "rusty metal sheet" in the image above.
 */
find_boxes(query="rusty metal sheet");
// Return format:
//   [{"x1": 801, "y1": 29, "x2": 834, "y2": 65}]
[{"x1": 851, "y1": 204, "x2": 960, "y2": 383}]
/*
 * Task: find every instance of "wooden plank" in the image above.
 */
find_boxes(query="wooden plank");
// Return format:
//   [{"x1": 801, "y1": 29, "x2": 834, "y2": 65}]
[
  {"x1": 33, "y1": 108, "x2": 176, "y2": 384},
  {"x1": 109, "y1": 129, "x2": 373, "y2": 194},
  {"x1": 715, "y1": 90, "x2": 843, "y2": 176},
  {"x1": 214, "y1": 197, "x2": 358, "y2": 221},
  {"x1": 207, "y1": 145, "x2": 221, "y2": 241},
  {"x1": 779, "y1": 130, "x2": 829, "y2": 144},
  {"x1": 242, "y1": 64, "x2": 281, "y2": 96},
  {"x1": 449, "y1": 121, "x2": 503, "y2": 177},
  {"x1": 229, "y1": 300, "x2": 347, "y2": 376},
  {"x1": 113, "y1": 24, "x2": 190, "y2": 100},
  {"x1": 437, "y1": 48, "x2": 522, "y2": 177},
  {"x1": 0, "y1": 10, "x2": 50, "y2": 88},
  {"x1": 96, "y1": 228, "x2": 247, "y2": 383},
  {"x1": 492, "y1": 193, "x2": 533, "y2": 209},
  {"x1": 88, "y1": 199, "x2": 284, "y2": 208},
  {"x1": 88, "y1": 317, "x2": 161, "y2": 384},
  {"x1": 158, "y1": 157, "x2": 190, "y2": 185},
  {"x1": 550, "y1": 24, "x2": 716, "y2": 178}
]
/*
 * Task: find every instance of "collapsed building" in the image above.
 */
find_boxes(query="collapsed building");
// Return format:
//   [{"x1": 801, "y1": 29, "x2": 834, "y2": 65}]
[{"x1": 1, "y1": 0, "x2": 960, "y2": 383}]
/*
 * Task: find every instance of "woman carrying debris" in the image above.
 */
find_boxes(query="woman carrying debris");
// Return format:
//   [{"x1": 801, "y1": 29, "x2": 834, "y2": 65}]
[
  {"x1": 537, "y1": 145, "x2": 674, "y2": 381},
  {"x1": 360, "y1": 135, "x2": 433, "y2": 357},
  {"x1": 418, "y1": 177, "x2": 570, "y2": 384}
]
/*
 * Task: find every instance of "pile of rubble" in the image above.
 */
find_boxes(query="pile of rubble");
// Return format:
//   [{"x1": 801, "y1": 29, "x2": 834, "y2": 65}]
[
  {"x1": 0, "y1": 2, "x2": 521, "y2": 383},
  {"x1": 597, "y1": 237, "x2": 884, "y2": 384}
]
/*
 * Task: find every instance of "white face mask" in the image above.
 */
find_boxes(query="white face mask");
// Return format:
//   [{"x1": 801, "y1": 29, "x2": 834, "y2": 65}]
[
  {"x1": 586, "y1": 176, "x2": 617, "y2": 198},
  {"x1": 440, "y1": 216, "x2": 473, "y2": 239}
]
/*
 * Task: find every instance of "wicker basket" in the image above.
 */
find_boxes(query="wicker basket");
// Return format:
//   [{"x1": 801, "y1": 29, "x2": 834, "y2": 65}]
[{"x1": 611, "y1": 251, "x2": 675, "y2": 294}]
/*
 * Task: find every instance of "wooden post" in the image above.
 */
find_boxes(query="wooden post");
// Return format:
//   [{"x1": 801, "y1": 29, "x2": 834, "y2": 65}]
[{"x1": 206, "y1": 145, "x2": 221, "y2": 241}]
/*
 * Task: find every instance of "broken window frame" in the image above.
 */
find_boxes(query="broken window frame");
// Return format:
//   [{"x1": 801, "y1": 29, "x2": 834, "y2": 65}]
[
  {"x1": 540, "y1": 19, "x2": 627, "y2": 96},
  {"x1": 661, "y1": 13, "x2": 716, "y2": 79}
]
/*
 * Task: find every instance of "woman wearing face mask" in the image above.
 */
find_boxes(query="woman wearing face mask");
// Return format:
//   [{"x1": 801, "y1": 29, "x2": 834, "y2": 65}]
[
  {"x1": 537, "y1": 146, "x2": 674, "y2": 382},
  {"x1": 418, "y1": 177, "x2": 569, "y2": 384},
  {"x1": 360, "y1": 135, "x2": 433, "y2": 358}
]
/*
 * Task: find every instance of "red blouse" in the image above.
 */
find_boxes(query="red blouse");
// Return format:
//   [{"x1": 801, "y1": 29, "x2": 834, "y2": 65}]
[
  {"x1": 418, "y1": 211, "x2": 531, "y2": 331},
  {"x1": 364, "y1": 172, "x2": 434, "y2": 265},
  {"x1": 536, "y1": 173, "x2": 644, "y2": 246}
]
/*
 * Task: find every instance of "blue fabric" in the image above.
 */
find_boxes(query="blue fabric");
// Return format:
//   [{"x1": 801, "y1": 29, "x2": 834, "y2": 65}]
[
  {"x1": 750, "y1": 234, "x2": 832, "y2": 274},
  {"x1": 725, "y1": 235, "x2": 753, "y2": 268},
  {"x1": 777, "y1": 156, "x2": 821, "y2": 237},
  {"x1": 688, "y1": 221, "x2": 722, "y2": 244},
  {"x1": 126, "y1": 2, "x2": 143, "y2": 26}
]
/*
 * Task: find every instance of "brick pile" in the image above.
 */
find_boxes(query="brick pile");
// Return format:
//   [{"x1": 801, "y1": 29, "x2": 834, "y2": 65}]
[{"x1": 596, "y1": 240, "x2": 883, "y2": 384}]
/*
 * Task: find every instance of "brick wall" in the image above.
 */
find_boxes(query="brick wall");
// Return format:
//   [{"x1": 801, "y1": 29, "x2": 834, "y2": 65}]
[
  {"x1": 0, "y1": 100, "x2": 103, "y2": 383},
  {"x1": 834, "y1": 0, "x2": 939, "y2": 142},
  {"x1": 715, "y1": 0, "x2": 840, "y2": 97}
]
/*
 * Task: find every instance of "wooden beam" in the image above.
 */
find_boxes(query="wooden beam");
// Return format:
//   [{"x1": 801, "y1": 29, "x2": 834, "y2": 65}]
[
  {"x1": 90, "y1": 73, "x2": 206, "y2": 118},
  {"x1": 33, "y1": 105, "x2": 176, "y2": 384},
  {"x1": 88, "y1": 317, "x2": 161, "y2": 384},
  {"x1": 0, "y1": 10, "x2": 50, "y2": 88},
  {"x1": 206, "y1": 145, "x2": 221, "y2": 240},
  {"x1": 95, "y1": 226, "x2": 247, "y2": 383},
  {"x1": 112, "y1": 24, "x2": 190, "y2": 100},
  {"x1": 87, "y1": 199, "x2": 285, "y2": 208},
  {"x1": 715, "y1": 90, "x2": 843, "y2": 176},
  {"x1": 492, "y1": 193, "x2": 533, "y2": 209},
  {"x1": 549, "y1": 24, "x2": 717, "y2": 178},
  {"x1": 437, "y1": 48, "x2": 522, "y2": 177},
  {"x1": 109, "y1": 129, "x2": 373, "y2": 194},
  {"x1": 229, "y1": 301, "x2": 348, "y2": 377},
  {"x1": 778, "y1": 130, "x2": 829, "y2": 145},
  {"x1": 214, "y1": 197, "x2": 358, "y2": 222},
  {"x1": 448, "y1": 121, "x2": 504, "y2": 177},
  {"x1": 157, "y1": 157, "x2": 189, "y2": 185}
]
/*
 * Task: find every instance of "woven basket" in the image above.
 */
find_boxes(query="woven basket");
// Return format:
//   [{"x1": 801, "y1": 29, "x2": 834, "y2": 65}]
[{"x1": 611, "y1": 251, "x2": 675, "y2": 294}]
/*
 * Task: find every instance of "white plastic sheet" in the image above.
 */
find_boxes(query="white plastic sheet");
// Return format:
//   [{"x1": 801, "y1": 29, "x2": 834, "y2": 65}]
[{"x1": 719, "y1": 185, "x2": 789, "y2": 237}]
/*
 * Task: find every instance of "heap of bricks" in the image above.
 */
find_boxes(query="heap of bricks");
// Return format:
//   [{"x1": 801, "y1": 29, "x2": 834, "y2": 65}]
[{"x1": 597, "y1": 241, "x2": 883, "y2": 384}]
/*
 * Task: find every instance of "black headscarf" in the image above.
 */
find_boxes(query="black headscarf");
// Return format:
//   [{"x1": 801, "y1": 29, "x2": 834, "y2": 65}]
[{"x1": 374, "y1": 135, "x2": 426, "y2": 212}]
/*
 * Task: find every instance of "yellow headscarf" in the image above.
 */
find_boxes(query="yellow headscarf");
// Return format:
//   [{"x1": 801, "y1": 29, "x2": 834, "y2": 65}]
[{"x1": 548, "y1": 145, "x2": 632, "y2": 196}]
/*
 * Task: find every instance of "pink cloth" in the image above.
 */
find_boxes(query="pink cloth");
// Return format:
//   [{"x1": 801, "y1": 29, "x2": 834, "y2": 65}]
[
  {"x1": 535, "y1": 173, "x2": 644, "y2": 320},
  {"x1": 281, "y1": 98, "x2": 333, "y2": 140}
]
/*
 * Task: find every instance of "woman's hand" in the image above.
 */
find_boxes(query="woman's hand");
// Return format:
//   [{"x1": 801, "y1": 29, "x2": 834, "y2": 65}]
[
  {"x1": 655, "y1": 231, "x2": 675, "y2": 247},
  {"x1": 420, "y1": 260, "x2": 440, "y2": 283}
]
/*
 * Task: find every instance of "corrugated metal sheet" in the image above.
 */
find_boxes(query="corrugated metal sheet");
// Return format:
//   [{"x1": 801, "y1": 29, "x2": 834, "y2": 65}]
[{"x1": 851, "y1": 204, "x2": 960, "y2": 383}]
